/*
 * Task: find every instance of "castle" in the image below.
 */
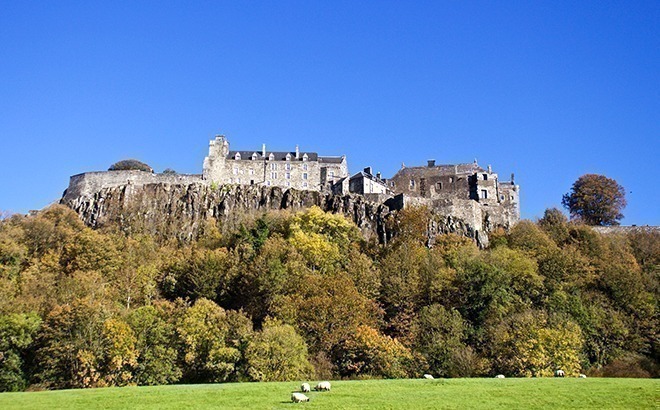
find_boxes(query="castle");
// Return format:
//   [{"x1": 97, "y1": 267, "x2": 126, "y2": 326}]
[{"x1": 62, "y1": 134, "x2": 520, "y2": 243}]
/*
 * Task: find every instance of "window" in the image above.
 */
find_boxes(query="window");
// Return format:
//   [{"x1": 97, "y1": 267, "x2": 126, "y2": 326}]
[
  {"x1": 483, "y1": 174, "x2": 488, "y2": 180},
  {"x1": 303, "y1": 153, "x2": 308, "y2": 161},
  {"x1": 270, "y1": 163, "x2": 277, "y2": 170},
  {"x1": 271, "y1": 172, "x2": 277, "y2": 179},
  {"x1": 286, "y1": 181, "x2": 291, "y2": 187},
  {"x1": 409, "y1": 179, "x2": 415, "y2": 189},
  {"x1": 449, "y1": 177, "x2": 453, "y2": 183},
  {"x1": 303, "y1": 164, "x2": 308, "y2": 171},
  {"x1": 266, "y1": 180, "x2": 271, "y2": 186},
  {"x1": 500, "y1": 195, "x2": 505, "y2": 201},
  {"x1": 286, "y1": 172, "x2": 290, "y2": 179},
  {"x1": 286, "y1": 153, "x2": 291, "y2": 161},
  {"x1": 237, "y1": 178, "x2": 241, "y2": 183},
  {"x1": 232, "y1": 168, "x2": 238, "y2": 175},
  {"x1": 303, "y1": 173, "x2": 308, "y2": 180},
  {"x1": 303, "y1": 182, "x2": 308, "y2": 188},
  {"x1": 229, "y1": 178, "x2": 233, "y2": 183},
  {"x1": 480, "y1": 189, "x2": 488, "y2": 199},
  {"x1": 249, "y1": 169, "x2": 255, "y2": 175},
  {"x1": 285, "y1": 163, "x2": 291, "y2": 171},
  {"x1": 329, "y1": 171, "x2": 334, "y2": 178},
  {"x1": 436, "y1": 182, "x2": 443, "y2": 190},
  {"x1": 251, "y1": 153, "x2": 258, "y2": 160}
]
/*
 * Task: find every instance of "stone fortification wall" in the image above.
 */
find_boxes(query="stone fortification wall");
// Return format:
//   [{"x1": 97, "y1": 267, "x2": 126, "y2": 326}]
[{"x1": 62, "y1": 171, "x2": 203, "y2": 203}]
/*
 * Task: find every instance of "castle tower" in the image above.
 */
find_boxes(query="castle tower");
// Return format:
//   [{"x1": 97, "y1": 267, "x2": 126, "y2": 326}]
[{"x1": 203, "y1": 135, "x2": 230, "y2": 181}]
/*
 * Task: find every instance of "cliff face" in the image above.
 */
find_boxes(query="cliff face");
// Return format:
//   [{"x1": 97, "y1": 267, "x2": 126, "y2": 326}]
[{"x1": 61, "y1": 179, "x2": 501, "y2": 247}]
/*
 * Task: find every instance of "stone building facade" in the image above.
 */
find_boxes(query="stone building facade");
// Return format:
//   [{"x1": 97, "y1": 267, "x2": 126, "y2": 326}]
[{"x1": 202, "y1": 135, "x2": 348, "y2": 192}]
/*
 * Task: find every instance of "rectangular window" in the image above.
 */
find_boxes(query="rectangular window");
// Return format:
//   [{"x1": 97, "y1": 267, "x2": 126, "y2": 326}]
[
  {"x1": 286, "y1": 181, "x2": 291, "y2": 187},
  {"x1": 303, "y1": 182, "x2": 308, "y2": 188},
  {"x1": 285, "y1": 163, "x2": 291, "y2": 171},
  {"x1": 303, "y1": 164, "x2": 308, "y2": 171},
  {"x1": 329, "y1": 171, "x2": 335, "y2": 178},
  {"x1": 303, "y1": 173, "x2": 308, "y2": 180},
  {"x1": 266, "y1": 181, "x2": 271, "y2": 186},
  {"x1": 271, "y1": 172, "x2": 277, "y2": 179},
  {"x1": 286, "y1": 172, "x2": 290, "y2": 179},
  {"x1": 480, "y1": 189, "x2": 488, "y2": 199},
  {"x1": 249, "y1": 169, "x2": 254, "y2": 175},
  {"x1": 409, "y1": 180, "x2": 415, "y2": 189},
  {"x1": 232, "y1": 168, "x2": 238, "y2": 175},
  {"x1": 271, "y1": 163, "x2": 277, "y2": 170}
]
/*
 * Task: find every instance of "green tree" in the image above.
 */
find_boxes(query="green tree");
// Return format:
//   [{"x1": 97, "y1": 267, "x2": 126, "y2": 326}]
[
  {"x1": 562, "y1": 174, "x2": 626, "y2": 226},
  {"x1": 108, "y1": 159, "x2": 153, "y2": 172},
  {"x1": 126, "y1": 305, "x2": 182, "y2": 386},
  {"x1": 0, "y1": 313, "x2": 41, "y2": 391},
  {"x1": 176, "y1": 298, "x2": 245, "y2": 383},
  {"x1": 244, "y1": 318, "x2": 312, "y2": 381}
]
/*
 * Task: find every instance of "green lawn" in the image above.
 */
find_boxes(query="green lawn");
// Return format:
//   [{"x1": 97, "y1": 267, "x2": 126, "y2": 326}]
[{"x1": 0, "y1": 378, "x2": 657, "y2": 409}]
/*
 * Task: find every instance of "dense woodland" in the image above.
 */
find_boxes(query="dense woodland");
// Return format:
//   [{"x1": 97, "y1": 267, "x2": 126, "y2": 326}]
[{"x1": 0, "y1": 205, "x2": 657, "y2": 391}]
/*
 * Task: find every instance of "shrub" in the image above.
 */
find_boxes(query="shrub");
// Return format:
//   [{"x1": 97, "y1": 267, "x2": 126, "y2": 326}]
[{"x1": 108, "y1": 160, "x2": 153, "y2": 172}]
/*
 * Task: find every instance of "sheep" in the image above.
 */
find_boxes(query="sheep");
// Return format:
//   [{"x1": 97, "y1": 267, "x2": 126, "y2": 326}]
[
  {"x1": 579, "y1": 374, "x2": 587, "y2": 378},
  {"x1": 291, "y1": 393, "x2": 310, "y2": 403},
  {"x1": 315, "y1": 381, "x2": 331, "y2": 391},
  {"x1": 495, "y1": 374, "x2": 505, "y2": 379},
  {"x1": 423, "y1": 374, "x2": 434, "y2": 379},
  {"x1": 555, "y1": 369, "x2": 565, "y2": 378},
  {"x1": 301, "y1": 383, "x2": 311, "y2": 393}
]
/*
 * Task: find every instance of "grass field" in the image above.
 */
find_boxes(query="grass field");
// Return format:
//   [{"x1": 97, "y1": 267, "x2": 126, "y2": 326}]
[{"x1": 0, "y1": 378, "x2": 657, "y2": 409}]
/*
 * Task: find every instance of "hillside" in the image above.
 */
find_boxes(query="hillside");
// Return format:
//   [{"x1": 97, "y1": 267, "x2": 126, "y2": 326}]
[{"x1": 0, "y1": 204, "x2": 657, "y2": 392}]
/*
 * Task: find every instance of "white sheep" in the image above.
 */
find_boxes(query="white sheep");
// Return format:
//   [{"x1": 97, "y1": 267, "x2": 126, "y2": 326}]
[
  {"x1": 579, "y1": 374, "x2": 587, "y2": 378},
  {"x1": 555, "y1": 369, "x2": 565, "y2": 377},
  {"x1": 495, "y1": 374, "x2": 505, "y2": 379},
  {"x1": 291, "y1": 392, "x2": 310, "y2": 403},
  {"x1": 423, "y1": 374, "x2": 434, "y2": 379},
  {"x1": 301, "y1": 383, "x2": 311, "y2": 393},
  {"x1": 315, "y1": 381, "x2": 331, "y2": 391}
]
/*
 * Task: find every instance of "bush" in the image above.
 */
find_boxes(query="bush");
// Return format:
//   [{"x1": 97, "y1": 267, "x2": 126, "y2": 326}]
[{"x1": 108, "y1": 160, "x2": 153, "y2": 172}]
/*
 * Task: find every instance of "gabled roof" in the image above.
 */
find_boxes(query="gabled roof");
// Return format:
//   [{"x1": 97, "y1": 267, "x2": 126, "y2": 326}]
[{"x1": 350, "y1": 171, "x2": 387, "y2": 184}]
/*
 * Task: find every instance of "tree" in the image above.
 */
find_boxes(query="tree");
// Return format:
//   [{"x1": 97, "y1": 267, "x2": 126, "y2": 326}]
[
  {"x1": 244, "y1": 318, "x2": 313, "y2": 381},
  {"x1": 562, "y1": 174, "x2": 626, "y2": 226},
  {"x1": 108, "y1": 159, "x2": 153, "y2": 172}
]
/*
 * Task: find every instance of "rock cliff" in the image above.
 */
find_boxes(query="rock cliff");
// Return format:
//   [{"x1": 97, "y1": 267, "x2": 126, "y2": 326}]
[{"x1": 61, "y1": 179, "x2": 501, "y2": 247}]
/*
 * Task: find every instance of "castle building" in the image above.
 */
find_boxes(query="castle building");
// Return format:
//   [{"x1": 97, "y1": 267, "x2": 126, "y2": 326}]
[
  {"x1": 387, "y1": 159, "x2": 520, "y2": 219},
  {"x1": 202, "y1": 135, "x2": 348, "y2": 191}
]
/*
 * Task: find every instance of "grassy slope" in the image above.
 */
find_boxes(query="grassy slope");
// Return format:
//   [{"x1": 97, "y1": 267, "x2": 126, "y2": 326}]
[{"x1": 0, "y1": 378, "x2": 657, "y2": 410}]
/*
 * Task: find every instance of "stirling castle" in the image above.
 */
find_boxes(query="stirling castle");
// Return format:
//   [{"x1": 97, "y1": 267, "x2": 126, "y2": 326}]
[{"x1": 62, "y1": 135, "x2": 520, "y2": 246}]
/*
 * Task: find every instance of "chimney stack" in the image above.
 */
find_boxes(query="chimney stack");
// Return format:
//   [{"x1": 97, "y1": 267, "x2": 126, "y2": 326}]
[
  {"x1": 488, "y1": 165, "x2": 492, "y2": 173},
  {"x1": 376, "y1": 172, "x2": 381, "y2": 180},
  {"x1": 295, "y1": 145, "x2": 299, "y2": 159},
  {"x1": 427, "y1": 159, "x2": 436, "y2": 168},
  {"x1": 364, "y1": 166, "x2": 372, "y2": 175},
  {"x1": 262, "y1": 144, "x2": 266, "y2": 158}
]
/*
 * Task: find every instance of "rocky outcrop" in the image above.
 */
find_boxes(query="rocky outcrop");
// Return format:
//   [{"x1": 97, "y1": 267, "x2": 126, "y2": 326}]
[{"x1": 61, "y1": 180, "x2": 502, "y2": 247}]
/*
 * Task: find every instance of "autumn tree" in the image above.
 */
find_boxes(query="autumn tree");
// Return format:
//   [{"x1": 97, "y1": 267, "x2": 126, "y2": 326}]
[{"x1": 562, "y1": 174, "x2": 627, "y2": 226}]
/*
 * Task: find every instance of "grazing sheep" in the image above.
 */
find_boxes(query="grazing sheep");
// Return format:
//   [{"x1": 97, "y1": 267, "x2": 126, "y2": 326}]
[
  {"x1": 423, "y1": 374, "x2": 434, "y2": 379},
  {"x1": 579, "y1": 374, "x2": 587, "y2": 378},
  {"x1": 495, "y1": 374, "x2": 505, "y2": 379},
  {"x1": 301, "y1": 383, "x2": 311, "y2": 393},
  {"x1": 555, "y1": 370, "x2": 565, "y2": 377},
  {"x1": 291, "y1": 393, "x2": 310, "y2": 403},
  {"x1": 315, "y1": 381, "x2": 331, "y2": 391}
]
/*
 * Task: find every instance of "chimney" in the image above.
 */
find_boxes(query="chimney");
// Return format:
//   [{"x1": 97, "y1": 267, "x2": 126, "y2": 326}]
[
  {"x1": 488, "y1": 165, "x2": 492, "y2": 173},
  {"x1": 295, "y1": 145, "x2": 300, "y2": 159},
  {"x1": 427, "y1": 159, "x2": 435, "y2": 168},
  {"x1": 376, "y1": 172, "x2": 381, "y2": 180},
  {"x1": 262, "y1": 144, "x2": 266, "y2": 158},
  {"x1": 363, "y1": 166, "x2": 372, "y2": 175}
]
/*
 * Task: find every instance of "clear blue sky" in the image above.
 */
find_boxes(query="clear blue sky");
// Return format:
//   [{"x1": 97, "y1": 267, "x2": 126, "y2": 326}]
[{"x1": 1, "y1": 1, "x2": 658, "y2": 224}]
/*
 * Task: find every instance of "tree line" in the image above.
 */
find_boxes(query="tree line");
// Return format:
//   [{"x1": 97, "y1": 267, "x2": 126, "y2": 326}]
[{"x1": 0, "y1": 203, "x2": 657, "y2": 391}]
